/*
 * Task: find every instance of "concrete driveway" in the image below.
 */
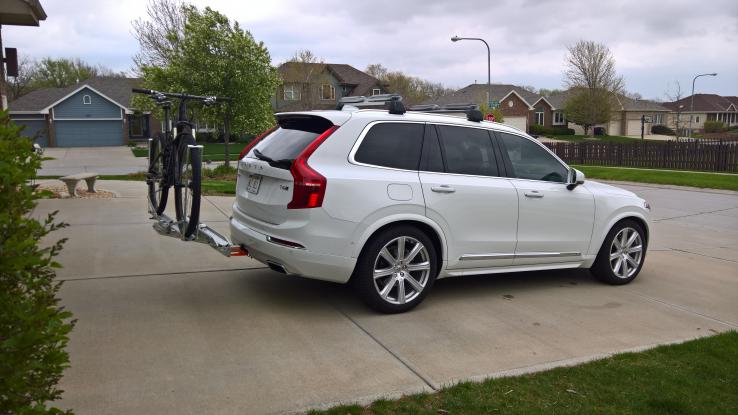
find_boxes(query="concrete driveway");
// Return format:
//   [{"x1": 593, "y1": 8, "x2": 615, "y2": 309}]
[
  {"x1": 40, "y1": 146, "x2": 147, "y2": 176},
  {"x1": 33, "y1": 180, "x2": 738, "y2": 414}
]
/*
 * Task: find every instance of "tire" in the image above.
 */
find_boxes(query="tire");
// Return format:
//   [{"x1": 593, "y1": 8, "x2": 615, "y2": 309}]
[
  {"x1": 353, "y1": 225, "x2": 438, "y2": 313},
  {"x1": 174, "y1": 133, "x2": 202, "y2": 239},
  {"x1": 147, "y1": 133, "x2": 169, "y2": 215},
  {"x1": 590, "y1": 219, "x2": 647, "y2": 285}
]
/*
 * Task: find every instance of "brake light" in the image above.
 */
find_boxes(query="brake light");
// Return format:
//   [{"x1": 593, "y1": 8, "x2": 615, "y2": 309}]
[
  {"x1": 239, "y1": 126, "x2": 277, "y2": 160},
  {"x1": 287, "y1": 125, "x2": 339, "y2": 209}
]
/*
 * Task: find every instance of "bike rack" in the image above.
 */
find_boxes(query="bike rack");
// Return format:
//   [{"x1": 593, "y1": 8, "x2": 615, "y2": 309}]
[{"x1": 147, "y1": 141, "x2": 247, "y2": 258}]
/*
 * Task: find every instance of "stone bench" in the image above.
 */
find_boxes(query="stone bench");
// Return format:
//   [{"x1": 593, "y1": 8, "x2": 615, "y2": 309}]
[{"x1": 60, "y1": 173, "x2": 99, "y2": 197}]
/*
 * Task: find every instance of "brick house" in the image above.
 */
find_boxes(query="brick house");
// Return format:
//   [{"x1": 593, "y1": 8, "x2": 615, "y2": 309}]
[
  {"x1": 419, "y1": 83, "x2": 540, "y2": 132},
  {"x1": 273, "y1": 62, "x2": 386, "y2": 112}
]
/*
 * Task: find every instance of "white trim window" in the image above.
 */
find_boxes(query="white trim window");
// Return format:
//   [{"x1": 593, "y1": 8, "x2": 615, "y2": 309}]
[
  {"x1": 372, "y1": 88, "x2": 381, "y2": 96},
  {"x1": 82, "y1": 94, "x2": 92, "y2": 105},
  {"x1": 652, "y1": 113, "x2": 663, "y2": 124},
  {"x1": 320, "y1": 84, "x2": 336, "y2": 101},
  {"x1": 283, "y1": 84, "x2": 301, "y2": 101},
  {"x1": 535, "y1": 111, "x2": 544, "y2": 125},
  {"x1": 553, "y1": 111, "x2": 566, "y2": 125}
]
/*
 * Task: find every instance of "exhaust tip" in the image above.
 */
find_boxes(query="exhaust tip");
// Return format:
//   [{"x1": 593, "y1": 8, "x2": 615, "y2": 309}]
[{"x1": 229, "y1": 245, "x2": 249, "y2": 257}]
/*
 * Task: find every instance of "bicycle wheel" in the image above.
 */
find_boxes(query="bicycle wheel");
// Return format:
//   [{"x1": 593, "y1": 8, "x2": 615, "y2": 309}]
[
  {"x1": 147, "y1": 133, "x2": 169, "y2": 215},
  {"x1": 174, "y1": 134, "x2": 202, "y2": 239}
]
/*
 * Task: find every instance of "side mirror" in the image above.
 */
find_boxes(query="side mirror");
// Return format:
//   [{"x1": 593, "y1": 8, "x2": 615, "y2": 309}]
[{"x1": 566, "y1": 168, "x2": 585, "y2": 190}]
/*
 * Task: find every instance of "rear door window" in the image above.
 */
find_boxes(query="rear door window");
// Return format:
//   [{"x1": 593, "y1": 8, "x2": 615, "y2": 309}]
[
  {"x1": 436, "y1": 125, "x2": 499, "y2": 177},
  {"x1": 252, "y1": 116, "x2": 333, "y2": 161},
  {"x1": 354, "y1": 122, "x2": 424, "y2": 170}
]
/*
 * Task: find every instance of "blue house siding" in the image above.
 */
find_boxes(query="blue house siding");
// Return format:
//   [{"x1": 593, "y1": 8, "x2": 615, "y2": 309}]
[
  {"x1": 53, "y1": 87, "x2": 123, "y2": 119},
  {"x1": 13, "y1": 119, "x2": 49, "y2": 147}
]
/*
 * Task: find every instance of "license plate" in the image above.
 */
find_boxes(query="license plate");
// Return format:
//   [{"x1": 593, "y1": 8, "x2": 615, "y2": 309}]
[{"x1": 246, "y1": 174, "x2": 262, "y2": 194}]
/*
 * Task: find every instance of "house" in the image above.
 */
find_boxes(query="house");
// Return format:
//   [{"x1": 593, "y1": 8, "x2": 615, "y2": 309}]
[
  {"x1": 419, "y1": 83, "x2": 541, "y2": 132},
  {"x1": 9, "y1": 77, "x2": 157, "y2": 147},
  {"x1": 662, "y1": 94, "x2": 738, "y2": 133},
  {"x1": 273, "y1": 62, "x2": 385, "y2": 112},
  {"x1": 545, "y1": 91, "x2": 671, "y2": 136}
]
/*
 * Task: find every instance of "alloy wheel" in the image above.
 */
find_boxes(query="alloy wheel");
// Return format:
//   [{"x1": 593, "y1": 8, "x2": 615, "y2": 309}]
[
  {"x1": 372, "y1": 236, "x2": 431, "y2": 305},
  {"x1": 609, "y1": 227, "x2": 643, "y2": 279}
]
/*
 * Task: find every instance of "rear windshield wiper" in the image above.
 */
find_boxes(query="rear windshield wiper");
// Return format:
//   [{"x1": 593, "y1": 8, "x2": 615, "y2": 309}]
[{"x1": 253, "y1": 149, "x2": 293, "y2": 170}]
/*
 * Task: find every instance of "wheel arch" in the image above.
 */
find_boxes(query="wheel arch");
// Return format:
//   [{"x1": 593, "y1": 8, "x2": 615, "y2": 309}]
[
  {"x1": 352, "y1": 215, "x2": 447, "y2": 274},
  {"x1": 590, "y1": 211, "x2": 650, "y2": 256}
]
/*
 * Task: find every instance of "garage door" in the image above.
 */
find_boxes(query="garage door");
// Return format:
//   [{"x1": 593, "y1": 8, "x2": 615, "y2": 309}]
[
  {"x1": 502, "y1": 116, "x2": 527, "y2": 132},
  {"x1": 55, "y1": 120, "x2": 123, "y2": 147},
  {"x1": 626, "y1": 120, "x2": 642, "y2": 136},
  {"x1": 14, "y1": 119, "x2": 49, "y2": 147}
]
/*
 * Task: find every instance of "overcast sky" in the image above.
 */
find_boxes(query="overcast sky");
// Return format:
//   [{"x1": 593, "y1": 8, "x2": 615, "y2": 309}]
[{"x1": 6, "y1": 0, "x2": 737, "y2": 99}]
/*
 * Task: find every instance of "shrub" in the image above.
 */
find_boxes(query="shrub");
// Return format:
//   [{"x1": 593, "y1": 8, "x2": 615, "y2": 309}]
[
  {"x1": 703, "y1": 120, "x2": 726, "y2": 133},
  {"x1": 651, "y1": 124, "x2": 676, "y2": 135},
  {"x1": 0, "y1": 112, "x2": 74, "y2": 414},
  {"x1": 529, "y1": 124, "x2": 575, "y2": 136},
  {"x1": 195, "y1": 131, "x2": 241, "y2": 143}
]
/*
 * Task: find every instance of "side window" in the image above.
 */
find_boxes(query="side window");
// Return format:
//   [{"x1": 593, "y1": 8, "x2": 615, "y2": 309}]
[
  {"x1": 354, "y1": 123, "x2": 424, "y2": 170},
  {"x1": 420, "y1": 124, "x2": 444, "y2": 173},
  {"x1": 498, "y1": 133, "x2": 568, "y2": 183},
  {"x1": 437, "y1": 125, "x2": 498, "y2": 176}
]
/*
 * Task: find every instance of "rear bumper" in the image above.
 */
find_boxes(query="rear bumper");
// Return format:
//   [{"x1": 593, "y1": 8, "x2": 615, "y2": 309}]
[{"x1": 229, "y1": 215, "x2": 356, "y2": 284}]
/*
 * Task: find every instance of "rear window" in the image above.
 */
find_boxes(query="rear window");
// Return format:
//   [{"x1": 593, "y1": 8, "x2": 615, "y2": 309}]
[
  {"x1": 436, "y1": 125, "x2": 499, "y2": 176},
  {"x1": 251, "y1": 116, "x2": 333, "y2": 161},
  {"x1": 354, "y1": 122, "x2": 424, "y2": 170}
]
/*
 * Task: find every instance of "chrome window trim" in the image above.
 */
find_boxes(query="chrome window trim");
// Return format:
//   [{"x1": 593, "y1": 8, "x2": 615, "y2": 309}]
[
  {"x1": 494, "y1": 130, "x2": 571, "y2": 183},
  {"x1": 348, "y1": 121, "x2": 513, "y2": 180}
]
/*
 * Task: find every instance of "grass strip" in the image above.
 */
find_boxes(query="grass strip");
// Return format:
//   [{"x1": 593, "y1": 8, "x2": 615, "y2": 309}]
[
  {"x1": 574, "y1": 165, "x2": 738, "y2": 191},
  {"x1": 311, "y1": 331, "x2": 738, "y2": 415}
]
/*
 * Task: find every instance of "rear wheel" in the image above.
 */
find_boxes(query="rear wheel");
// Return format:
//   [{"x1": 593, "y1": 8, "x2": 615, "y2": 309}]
[
  {"x1": 147, "y1": 133, "x2": 169, "y2": 215},
  {"x1": 354, "y1": 226, "x2": 438, "y2": 313},
  {"x1": 591, "y1": 220, "x2": 647, "y2": 285},
  {"x1": 174, "y1": 134, "x2": 202, "y2": 239}
]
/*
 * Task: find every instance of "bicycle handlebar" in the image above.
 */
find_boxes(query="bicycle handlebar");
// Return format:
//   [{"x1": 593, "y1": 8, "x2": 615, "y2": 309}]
[{"x1": 132, "y1": 88, "x2": 232, "y2": 103}]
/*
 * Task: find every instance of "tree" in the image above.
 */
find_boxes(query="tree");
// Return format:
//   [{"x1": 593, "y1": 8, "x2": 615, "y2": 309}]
[
  {"x1": 665, "y1": 81, "x2": 684, "y2": 139},
  {"x1": 135, "y1": 4, "x2": 280, "y2": 166},
  {"x1": 7, "y1": 55, "x2": 37, "y2": 101},
  {"x1": 279, "y1": 49, "x2": 332, "y2": 110},
  {"x1": 365, "y1": 63, "x2": 453, "y2": 106},
  {"x1": 31, "y1": 57, "x2": 124, "y2": 89},
  {"x1": 538, "y1": 88, "x2": 563, "y2": 97},
  {"x1": 563, "y1": 40, "x2": 624, "y2": 136},
  {"x1": 131, "y1": 0, "x2": 186, "y2": 70},
  {"x1": 479, "y1": 102, "x2": 504, "y2": 122},
  {"x1": 0, "y1": 111, "x2": 74, "y2": 414}
]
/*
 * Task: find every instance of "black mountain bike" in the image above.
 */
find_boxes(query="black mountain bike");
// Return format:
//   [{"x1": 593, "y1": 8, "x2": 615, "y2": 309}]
[{"x1": 133, "y1": 88, "x2": 230, "y2": 239}]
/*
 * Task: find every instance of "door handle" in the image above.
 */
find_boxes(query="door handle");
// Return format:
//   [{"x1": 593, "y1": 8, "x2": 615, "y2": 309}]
[
  {"x1": 431, "y1": 185, "x2": 456, "y2": 194},
  {"x1": 524, "y1": 191, "x2": 544, "y2": 198}
]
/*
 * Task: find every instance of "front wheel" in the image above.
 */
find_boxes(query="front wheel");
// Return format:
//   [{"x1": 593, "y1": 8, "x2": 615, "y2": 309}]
[
  {"x1": 174, "y1": 135, "x2": 202, "y2": 239},
  {"x1": 591, "y1": 220, "x2": 647, "y2": 285},
  {"x1": 353, "y1": 226, "x2": 438, "y2": 313}
]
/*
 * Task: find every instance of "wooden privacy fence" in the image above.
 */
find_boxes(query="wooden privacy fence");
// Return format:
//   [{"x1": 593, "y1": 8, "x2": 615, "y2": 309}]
[{"x1": 543, "y1": 140, "x2": 738, "y2": 173}]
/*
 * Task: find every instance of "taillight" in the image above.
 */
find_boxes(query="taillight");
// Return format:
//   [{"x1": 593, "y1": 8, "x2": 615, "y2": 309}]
[
  {"x1": 239, "y1": 126, "x2": 277, "y2": 160},
  {"x1": 287, "y1": 125, "x2": 338, "y2": 209}
]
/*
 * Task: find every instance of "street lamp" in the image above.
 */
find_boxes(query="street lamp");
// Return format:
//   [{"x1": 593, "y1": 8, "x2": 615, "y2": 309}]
[
  {"x1": 451, "y1": 35, "x2": 491, "y2": 108},
  {"x1": 689, "y1": 72, "x2": 717, "y2": 137}
]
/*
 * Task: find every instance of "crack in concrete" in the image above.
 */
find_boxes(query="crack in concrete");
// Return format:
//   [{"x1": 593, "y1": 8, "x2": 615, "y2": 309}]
[
  {"x1": 623, "y1": 289, "x2": 738, "y2": 329},
  {"x1": 653, "y1": 206, "x2": 738, "y2": 222},
  {"x1": 664, "y1": 247, "x2": 738, "y2": 264},
  {"x1": 332, "y1": 305, "x2": 439, "y2": 391},
  {"x1": 61, "y1": 266, "x2": 268, "y2": 282}
]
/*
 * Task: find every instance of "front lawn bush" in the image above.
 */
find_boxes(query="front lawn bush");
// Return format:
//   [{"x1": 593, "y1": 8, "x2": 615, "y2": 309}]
[
  {"x1": 703, "y1": 120, "x2": 726, "y2": 133},
  {"x1": 0, "y1": 111, "x2": 75, "y2": 414},
  {"x1": 651, "y1": 124, "x2": 676, "y2": 135},
  {"x1": 529, "y1": 124, "x2": 575, "y2": 136}
]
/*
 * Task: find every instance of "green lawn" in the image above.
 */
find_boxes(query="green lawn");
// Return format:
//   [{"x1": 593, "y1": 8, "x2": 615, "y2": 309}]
[
  {"x1": 546, "y1": 135, "x2": 654, "y2": 143},
  {"x1": 130, "y1": 142, "x2": 248, "y2": 162},
  {"x1": 311, "y1": 331, "x2": 738, "y2": 415},
  {"x1": 574, "y1": 165, "x2": 738, "y2": 191}
]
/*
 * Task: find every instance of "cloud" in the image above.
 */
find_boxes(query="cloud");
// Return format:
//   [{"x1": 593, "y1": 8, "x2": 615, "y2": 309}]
[{"x1": 4, "y1": 0, "x2": 737, "y2": 98}]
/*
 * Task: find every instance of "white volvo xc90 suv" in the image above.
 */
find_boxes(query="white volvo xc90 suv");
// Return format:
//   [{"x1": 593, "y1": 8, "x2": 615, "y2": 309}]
[{"x1": 230, "y1": 101, "x2": 650, "y2": 313}]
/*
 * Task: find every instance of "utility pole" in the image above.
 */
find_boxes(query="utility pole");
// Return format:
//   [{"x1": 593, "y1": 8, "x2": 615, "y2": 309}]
[{"x1": 689, "y1": 73, "x2": 717, "y2": 137}]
